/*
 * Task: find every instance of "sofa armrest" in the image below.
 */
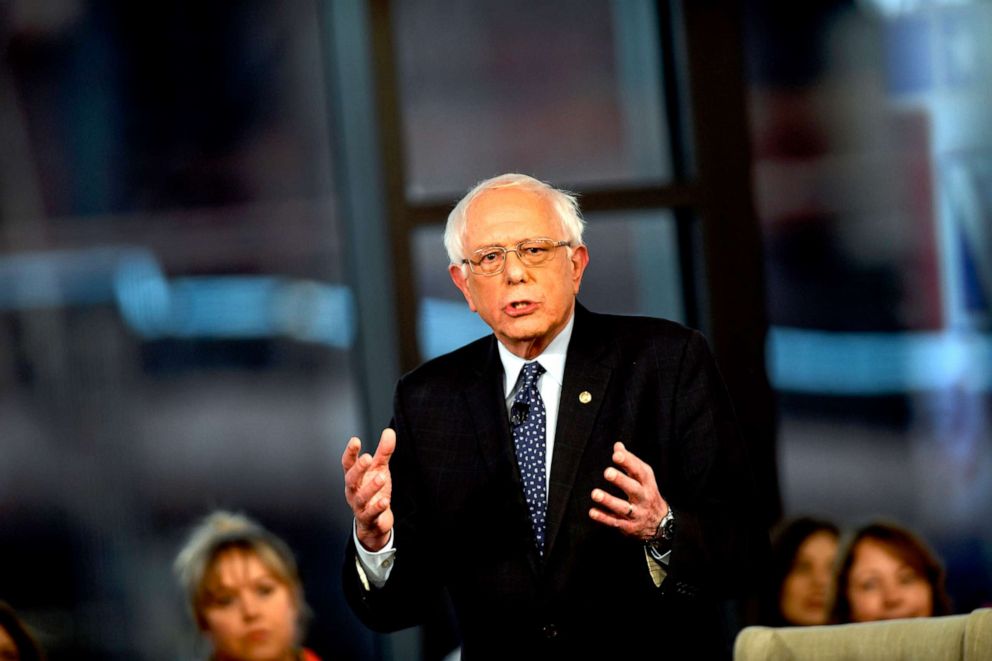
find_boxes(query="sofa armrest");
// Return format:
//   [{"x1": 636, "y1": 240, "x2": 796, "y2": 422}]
[{"x1": 735, "y1": 609, "x2": 992, "y2": 660}]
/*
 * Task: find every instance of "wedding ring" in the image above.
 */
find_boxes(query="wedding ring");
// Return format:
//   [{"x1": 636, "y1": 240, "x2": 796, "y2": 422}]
[{"x1": 626, "y1": 504, "x2": 634, "y2": 518}]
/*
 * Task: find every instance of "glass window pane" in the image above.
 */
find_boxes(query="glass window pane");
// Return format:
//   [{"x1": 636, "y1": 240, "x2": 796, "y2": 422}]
[
  {"x1": 393, "y1": 0, "x2": 673, "y2": 199},
  {"x1": 0, "y1": 3, "x2": 371, "y2": 658},
  {"x1": 413, "y1": 225, "x2": 492, "y2": 360},
  {"x1": 580, "y1": 210, "x2": 685, "y2": 322},
  {"x1": 747, "y1": 0, "x2": 992, "y2": 614}
]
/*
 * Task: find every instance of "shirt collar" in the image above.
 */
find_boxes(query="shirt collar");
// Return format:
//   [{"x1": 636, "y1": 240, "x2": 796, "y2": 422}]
[{"x1": 497, "y1": 310, "x2": 574, "y2": 398}]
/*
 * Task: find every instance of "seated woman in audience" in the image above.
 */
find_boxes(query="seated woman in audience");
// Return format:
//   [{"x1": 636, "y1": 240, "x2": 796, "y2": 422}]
[
  {"x1": 0, "y1": 601, "x2": 45, "y2": 661},
  {"x1": 760, "y1": 516, "x2": 840, "y2": 626},
  {"x1": 174, "y1": 510, "x2": 320, "y2": 661},
  {"x1": 830, "y1": 520, "x2": 952, "y2": 623}
]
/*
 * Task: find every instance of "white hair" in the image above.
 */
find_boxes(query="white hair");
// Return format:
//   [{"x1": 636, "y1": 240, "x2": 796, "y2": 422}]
[{"x1": 443, "y1": 173, "x2": 586, "y2": 267}]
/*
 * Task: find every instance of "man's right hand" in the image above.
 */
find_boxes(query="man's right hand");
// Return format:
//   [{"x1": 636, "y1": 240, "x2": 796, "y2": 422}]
[{"x1": 342, "y1": 428, "x2": 396, "y2": 552}]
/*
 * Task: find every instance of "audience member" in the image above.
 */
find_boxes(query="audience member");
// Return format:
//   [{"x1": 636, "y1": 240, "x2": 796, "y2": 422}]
[
  {"x1": 0, "y1": 601, "x2": 44, "y2": 661},
  {"x1": 760, "y1": 516, "x2": 840, "y2": 626},
  {"x1": 174, "y1": 510, "x2": 320, "y2": 661},
  {"x1": 830, "y1": 520, "x2": 952, "y2": 623}
]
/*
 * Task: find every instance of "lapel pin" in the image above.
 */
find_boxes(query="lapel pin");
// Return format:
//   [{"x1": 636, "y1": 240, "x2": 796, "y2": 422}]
[{"x1": 579, "y1": 391, "x2": 592, "y2": 404}]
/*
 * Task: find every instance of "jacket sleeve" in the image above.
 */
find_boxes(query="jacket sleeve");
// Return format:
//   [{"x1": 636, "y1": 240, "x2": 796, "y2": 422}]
[
  {"x1": 663, "y1": 329, "x2": 769, "y2": 600},
  {"x1": 341, "y1": 379, "x2": 444, "y2": 632}
]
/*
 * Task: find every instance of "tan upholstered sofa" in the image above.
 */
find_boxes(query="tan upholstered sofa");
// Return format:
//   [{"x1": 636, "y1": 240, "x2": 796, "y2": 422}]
[{"x1": 734, "y1": 608, "x2": 992, "y2": 660}]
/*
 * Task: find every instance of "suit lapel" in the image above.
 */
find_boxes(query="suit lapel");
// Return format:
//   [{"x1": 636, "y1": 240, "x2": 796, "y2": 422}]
[
  {"x1": 463, "y1": 336, "x2": 544, "y2": 577},
  {"x1": 544, "y1": 304, "x2": 615, "y2": 559},
  {"x1": 463, "y1": 337, "x2": 516, "y2": 483}
]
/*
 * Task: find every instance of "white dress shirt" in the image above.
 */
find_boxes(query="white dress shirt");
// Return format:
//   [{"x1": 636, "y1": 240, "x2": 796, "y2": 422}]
[{"x1": 496, "y1": 313, "x2": 573, "y2": 493}]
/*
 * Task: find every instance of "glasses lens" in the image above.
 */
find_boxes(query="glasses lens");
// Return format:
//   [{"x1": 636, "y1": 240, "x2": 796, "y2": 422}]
[
  {"x1": 518, "y1": 239, "x2": 556, "y2": 266},
  {"x1": 473, "y1": 248, "x2": 505, "y2": 274}
]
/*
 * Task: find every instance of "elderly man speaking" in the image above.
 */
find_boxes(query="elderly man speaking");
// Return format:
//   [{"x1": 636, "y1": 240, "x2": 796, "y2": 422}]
[{"x1": 341, "y1": 173, "x2": 765, "y2": 659}]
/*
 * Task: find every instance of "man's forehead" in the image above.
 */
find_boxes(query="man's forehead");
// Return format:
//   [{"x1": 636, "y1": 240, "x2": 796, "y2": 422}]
[
  {"x1": 469, "y1": 186, "x2": 549, "y2": 212},
  {"x1": 464, "y1": 187, "x2": 557, "y2": 243}
]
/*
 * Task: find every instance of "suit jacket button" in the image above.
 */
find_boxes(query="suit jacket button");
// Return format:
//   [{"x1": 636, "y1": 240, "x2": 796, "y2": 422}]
[{"x1": 542, "y1": 624, "x2": 558, "y2": 639}]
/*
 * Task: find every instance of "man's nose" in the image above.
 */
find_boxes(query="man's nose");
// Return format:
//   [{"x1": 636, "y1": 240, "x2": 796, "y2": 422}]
[{"x1": 503, "y1": 250, "x2": 528, "y2": 281}]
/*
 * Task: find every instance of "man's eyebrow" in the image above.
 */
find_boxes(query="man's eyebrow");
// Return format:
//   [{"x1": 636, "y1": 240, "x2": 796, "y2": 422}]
[{"x1": 474, "y1": 238, "x2": 540, "y2": 249}]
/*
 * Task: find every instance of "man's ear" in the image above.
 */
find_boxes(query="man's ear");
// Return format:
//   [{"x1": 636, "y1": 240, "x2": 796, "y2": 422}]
[
  {"x1": 449, "y1": 263, "x2": 478, "y2": 312},
  {"x1": 569, "y1": 245, "x2": 590, "y2": 295}
]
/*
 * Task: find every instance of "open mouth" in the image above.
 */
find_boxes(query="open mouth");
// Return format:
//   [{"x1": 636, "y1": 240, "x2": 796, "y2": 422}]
[{"x1": 505, "y1": 300, "x2": 537, "y2": 315}]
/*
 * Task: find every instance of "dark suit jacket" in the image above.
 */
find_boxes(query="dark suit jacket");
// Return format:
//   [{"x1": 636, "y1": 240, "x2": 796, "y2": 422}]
[{"x1": 344, "y1": 304, "x2": 766, "y2": 659}]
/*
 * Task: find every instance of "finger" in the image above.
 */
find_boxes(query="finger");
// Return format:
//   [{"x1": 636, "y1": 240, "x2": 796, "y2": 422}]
[
  {"x1": 591, "y1": 487, "x2": 632, "y2": 519},
  {"x1": 344, "y1": 451, "x2": 374, "y2": 494},
  {"x1": 368, "y1": 491, "x2": 392, "y2": 517},
  {"x1": 372, "y1": 428, "x2": 396, "y2": 467},
  {"x1": 379, "y1": 508, "x2": 394, "y2": 533},
  {"x1": 604, "y1": 466, "x2": 642, "y2": 499},
  {"x1": 358, "y1": 488, "x2": 391, "y2": 522},
  {"x1": 358, "y1": 490, "x2": 393, "y2": 534},
  {"x1": 588, "y1": 506, "x2": 633, "y2": 530},
  {"x1": 612, "y1": 442, "x2": 654, "y2": 486},
  {"x1": 341, "y1": 437, "x2": 362, "y2": 472},
  {"x1": 369, "y1": 506, "x2": 394, "y2": 535},
  {"x1": 354, "y1": 468, "x2": 390, "y2": 510}
]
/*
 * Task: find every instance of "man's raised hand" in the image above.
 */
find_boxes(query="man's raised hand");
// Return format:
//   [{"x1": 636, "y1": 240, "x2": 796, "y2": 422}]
[
  {"x1": 588, "y1": 442, "x2": 668, "y2": 541},
  {"x1": 342, "y1": 428, "x2": 396, "y2": 551}
]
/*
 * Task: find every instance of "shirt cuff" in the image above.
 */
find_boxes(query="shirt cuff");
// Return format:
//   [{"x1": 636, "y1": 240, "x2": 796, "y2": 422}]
[
  {"x1": 644, "y1": 546, "x2": 670, "y2": 588},
  {"x1": 353, "y1": 520, "x2": 396, "y2": 589}
]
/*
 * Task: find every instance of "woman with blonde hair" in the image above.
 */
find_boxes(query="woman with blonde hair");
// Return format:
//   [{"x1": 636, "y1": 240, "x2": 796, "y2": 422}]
[{"x1": 174, "y1": 510, "x2": 320, "y2": 661}]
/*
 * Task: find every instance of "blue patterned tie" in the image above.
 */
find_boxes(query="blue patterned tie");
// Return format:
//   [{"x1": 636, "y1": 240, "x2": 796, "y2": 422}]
[{"x1": 511, "y1": 361, "x2": 548, "y2": 554}]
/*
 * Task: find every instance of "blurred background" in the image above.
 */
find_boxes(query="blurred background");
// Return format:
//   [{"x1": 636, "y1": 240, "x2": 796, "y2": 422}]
[{"x1": 0, "y1": 0, "x2": 989, "y2": 658}]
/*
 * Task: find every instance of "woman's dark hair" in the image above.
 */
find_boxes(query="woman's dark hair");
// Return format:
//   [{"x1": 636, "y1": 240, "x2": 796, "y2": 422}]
[
  {"x1": 830, "y1": 520, "x2": 952, "y2": 623},
  {"x1": 0, "y1": 601, "x2": 45, "y2": 661},
  {"x1": 759, "y1": 516, "x2": 840, "y2": 625}
]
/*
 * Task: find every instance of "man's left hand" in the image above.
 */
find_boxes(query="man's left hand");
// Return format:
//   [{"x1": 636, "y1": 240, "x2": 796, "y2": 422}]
[{"x1": 589, "y1": 442, "x2": 668, "y2": 541}]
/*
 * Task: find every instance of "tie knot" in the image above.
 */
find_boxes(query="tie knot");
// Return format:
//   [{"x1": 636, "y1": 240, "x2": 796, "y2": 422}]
[{"x1": 520, "y1": 361, "x2": 545, "y2": 388}]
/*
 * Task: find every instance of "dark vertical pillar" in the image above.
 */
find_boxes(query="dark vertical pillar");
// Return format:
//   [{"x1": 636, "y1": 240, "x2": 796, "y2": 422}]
[{"x1": 680, "y1": 0, "x2": 781, "y2": 524}]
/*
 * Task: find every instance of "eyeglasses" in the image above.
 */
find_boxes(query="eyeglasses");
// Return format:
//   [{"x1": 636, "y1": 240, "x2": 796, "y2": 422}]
[{"x1": 462, "y1": 238, "x2": 571, "y2": 276}]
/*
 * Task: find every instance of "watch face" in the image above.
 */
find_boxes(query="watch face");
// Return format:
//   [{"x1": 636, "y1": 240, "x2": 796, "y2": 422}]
[{"x1": 661, "y1": 512, "x2": 675, "y2": 539}]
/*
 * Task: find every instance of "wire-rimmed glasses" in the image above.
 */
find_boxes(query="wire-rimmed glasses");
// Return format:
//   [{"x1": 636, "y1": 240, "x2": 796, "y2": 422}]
[{"x1": 462, "y1": 238, "x2": 571, "y2": 276}]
